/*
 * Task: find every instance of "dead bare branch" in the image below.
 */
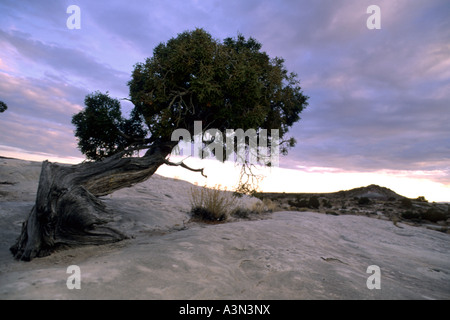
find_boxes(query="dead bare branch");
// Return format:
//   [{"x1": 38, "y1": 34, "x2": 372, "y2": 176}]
[{"x1": 164, "y1": 158, "x2": 207, "y2": 178}]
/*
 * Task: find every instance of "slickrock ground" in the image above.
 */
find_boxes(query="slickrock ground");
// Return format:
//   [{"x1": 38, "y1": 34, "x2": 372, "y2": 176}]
[{"x1": 0, "y1": 158, "x2": 449, "y2": 299}]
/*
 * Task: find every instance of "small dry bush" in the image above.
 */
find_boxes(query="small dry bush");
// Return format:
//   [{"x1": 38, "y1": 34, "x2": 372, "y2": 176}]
[
  {"x1": 251, "y1": 201, "x2": 265, "y2": 214},
  {"x1": 249, "y1": 198, "x2": 278, "y2": 214},
  {"x1": 190, "y1": 185, "x2": 238, "y2": 222},
  {"x1": 264, "y1": 198, "x2": 277, "y2": 212}
]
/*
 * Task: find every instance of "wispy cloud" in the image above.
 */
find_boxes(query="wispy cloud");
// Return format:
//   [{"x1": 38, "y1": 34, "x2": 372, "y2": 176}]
[
  {"x1": 0, "y1": 0, "x2": 449, "y2": 189},
  {"x1": 0, "y1": 72, "x2": 84, "y2": 158}
]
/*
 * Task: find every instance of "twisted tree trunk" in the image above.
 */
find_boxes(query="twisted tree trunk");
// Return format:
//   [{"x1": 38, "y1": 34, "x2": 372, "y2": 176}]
[{"x1": 11, "y1": 141, "x2": 177, "y2": 261}]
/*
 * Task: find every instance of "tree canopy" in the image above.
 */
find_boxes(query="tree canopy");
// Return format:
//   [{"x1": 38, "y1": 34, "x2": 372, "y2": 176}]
[
  {"x1": 0, "y1": 101, "x2": 7, "y2": 113},
  {"x1": 73, "y1": 28, "x2": 309, "y2": 162},
  {"x1": 72, "y1": 92, "x2": 146, "y2": 160}
]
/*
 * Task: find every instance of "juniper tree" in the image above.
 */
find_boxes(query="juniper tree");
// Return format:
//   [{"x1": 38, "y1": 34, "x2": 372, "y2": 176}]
[
  {"x1": 0, "y1": 101, "x2": 7, "y2": 113},
  {"x1": 11, "y1": 29, "x2": 309, "y2": 261}
]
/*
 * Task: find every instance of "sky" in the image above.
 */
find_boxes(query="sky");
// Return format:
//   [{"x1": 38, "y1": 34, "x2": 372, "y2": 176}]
[{"x1": 0, "y1": 0, "x2": 449, "y2": 201}]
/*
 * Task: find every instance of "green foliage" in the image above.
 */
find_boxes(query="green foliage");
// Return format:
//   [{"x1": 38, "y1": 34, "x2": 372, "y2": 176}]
[
  {"x1": 0, "y1": 101, "x2": 7, "y2": 113},
  {"x1": 73, "y1": 29, "x2": 308, "y2": 161},
  {"x1": 72, "y1": 92, "x2": 146, "y2": 160}
]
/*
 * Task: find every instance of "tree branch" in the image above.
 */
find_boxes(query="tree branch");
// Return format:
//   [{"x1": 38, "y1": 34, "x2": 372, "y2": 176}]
[{"x1": 164, "y1": 159, "x2": 207, "y2": 178}]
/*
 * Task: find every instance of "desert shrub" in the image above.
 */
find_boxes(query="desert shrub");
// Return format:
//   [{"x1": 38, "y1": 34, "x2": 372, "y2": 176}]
[
  {"x1": 401, "y1": 211, "x2": 421, "y2": 220},
  {"x1": 400, "y1": 198, "x2": 413, "y2": 209},
  {"x1": 322, "y1": 199, "x2": 333, "y2": 208},
  {"x1": 421, "y1": 208, "x2": 447, "y2": 223},
  {"x1": 298, "y1": 199, "x2": 309, "y2": 208},
  {"x1": 251, "y1": 201, "x2": 265, "y2": 214},
  {"x1": 288, "y1": 196, "x2": 320, "y2": 209},
  {"x1": 288, "y1": 197, "x2": 308, "y2": 208},
  {"x1": 415, "y1": 196, "x2": 428, "y2": 203},
  {"x1": 308, "y1": 196, "x2": 320, "y2": 209},
  {"x1": 358, "y1": 197, "x2": 372, "y2": 205},
  {"x1": 263, "y1": 198, "x2": 277, "y2": 212},
  {"x1": 231, "y1": 207, "x2": 252, "y2": 219},
  {"x1": 190, "y1": 185, "x2": 237, "y2": 222},
  {"x1": 191, "y1": 207, "x2": 227, "y2": 222},
  {"x1": 249, "y1": 198, "x2": 277, "y2": 214}
]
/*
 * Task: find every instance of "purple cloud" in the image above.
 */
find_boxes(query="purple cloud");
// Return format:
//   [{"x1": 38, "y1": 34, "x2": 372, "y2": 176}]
[{"x1": 0, "y1": 0, "x2": 449, "y2": 186}]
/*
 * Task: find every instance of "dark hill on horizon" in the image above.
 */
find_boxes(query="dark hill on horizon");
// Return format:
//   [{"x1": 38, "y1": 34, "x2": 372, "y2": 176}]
[
  {"x1": 258, "y1": 184, "x2": 407, "y2": 201},
  {"x1": 334, "y1": 184, "x2": 406, "y2": 200},
  {"x1": 256, "y1": 184, "x2": 449, "y2": 232}
]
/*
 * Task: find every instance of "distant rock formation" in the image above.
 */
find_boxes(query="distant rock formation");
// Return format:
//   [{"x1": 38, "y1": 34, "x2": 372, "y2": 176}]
[
  {"x1": 335, "y1": 184, "x2": 405, "y2": 200},
  {"x1": 257, "y1": 184, "x2": 449, "y2": 232}
]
